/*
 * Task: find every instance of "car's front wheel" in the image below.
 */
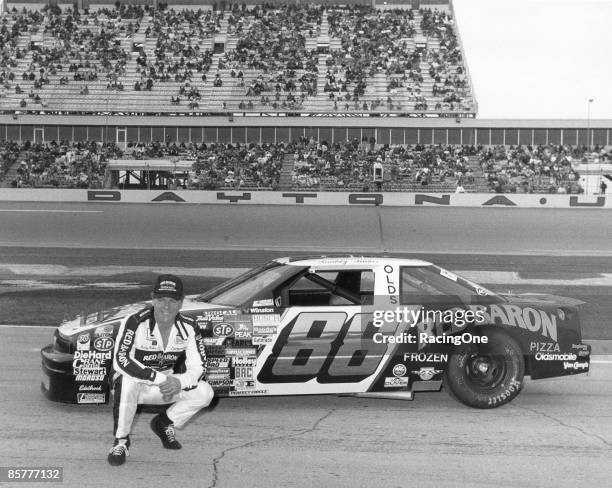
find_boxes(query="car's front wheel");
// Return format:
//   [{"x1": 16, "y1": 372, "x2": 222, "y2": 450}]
[{"x1": 444, "y1": 328, "x2": 524, "y2": 408}]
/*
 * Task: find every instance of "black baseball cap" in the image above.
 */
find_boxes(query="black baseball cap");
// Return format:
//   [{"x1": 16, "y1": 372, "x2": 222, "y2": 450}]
[{"x1": 152, "y1": 274, "x2": 184, "y2": 300}]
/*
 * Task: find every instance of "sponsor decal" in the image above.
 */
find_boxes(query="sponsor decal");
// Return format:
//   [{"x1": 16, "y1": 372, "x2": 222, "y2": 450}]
[
  {"x1": 77, "y1": 333, "x2": 90, "y2": 351},
  {"x1": 530, "y1": 342, "x2": 560, "y2": 353},
  {"x1": 225, "y1": 348, "x2": 256, "y2": 356},
  {"x1": 233, "y1": 357, "x2": 257, "y2": 367},
  {"x1": 139, "y1": 341, "x2": 158, "y2": 351},
  {"x1": 74, "y1": 350, "x2": 112, "y2": 361},
  {"x1": 229, "y1": 389, "x2": 267, "y2": 396},
  {"x1": 207, "y1": 358, "x2": 230, "y2": 368},
  {"x1": 206, "y1": 345, "x2": 225, "y2": 356},
  {"x1": 563, "y1": 361, "x2": 589, "y2": 371},
  {"x1": 404, "y1": 353, "x2": 449, "y2": 363},
  {"x1": 252, "y1": 336, "x2": 273, "y2": 345},
  {"x1": 571, "y1": 343, "x2": 590, "y2": 357},
  {"x1": 141, "y1": 352, "x2": 179, "y2": 369},
  {"x1": 235, "y1": 366, "x2": 253, "y2": 380},
  {"x1": 197, "y1": 336, "x2": 207, "y2": 363},
  {"x1": 535, "y1": 353, "x2": 577, "y2": 361},
  {"x1": 384, "y1": 377, "x2": 409, "y2": 388},
  {"x1": 207, "y1": 373, "x2": 231, "y2": 381},
  {"x1": 197, "y1": 310, "x2": 238, "y2": 325},
  {"x1": 233, "y1": 380, "x2": 255, "y2": 389},
  {"x1": 78, "y1": 384, "x2": 104, "y2": 392},
  {"x1": 93, "y1": 336, "x2": 114, "y2": 352},
  {"x1": 252, "y1": 325, "x2": 278, "y2": 335},
  {"x1": 77, "y1": 393, "x2": 105, "y2": 403},
  {"x1": 207, "y1": 368, "x2": 231, "y2": 375},
  {"x1": 94, "y1": 325, "x2": 114, "y2": 337},
  {"x1": 250, "y1": 307, "x2": 274, "y2": 314},
  {"x1": 213, "y1": 323, "x2": 235, "y2": 338},
  {"x1": 274, "y1": 296, "x2": 282, "y2": 308},
  {"x1": 412, "y1": 367, "x2": 442, "y2": 381},
  {"x1": 202, "y1": 337, "x2": 225, "y2": 346},
  {"x1": 207, "y1": 378, "x2": 233, "y2": 387},
  {"x1": 252, "y1": 299, "x2": 274, "y2": 307},
  {"x1": 468, "y1": 305, "x2": 559, "y2": 341},
  {"x1": 392, "y1": 364, "x2": 407, "y2": 377},
  {"x1": 75, "y1": 373, "x2": 105, "y2": 381},
  {"x1": 234, "y1": 323, "x2": 252, "y2": 340},
  {"x1": 383, "y1": 264, "x2": 397, "y2": 296},
  {"x1": 252, "y1": 315, "x2": 281, "y2": 326},
  {"x1": 73, "y1": 350, "x2": 112, "y2": 381},
  {"x1": 142, "y1": 353, "x2": 163, "y2": 361}
]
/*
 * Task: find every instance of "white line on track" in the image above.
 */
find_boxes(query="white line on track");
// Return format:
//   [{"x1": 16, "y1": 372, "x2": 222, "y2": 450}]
[{"x1": 0, "y1": 209, "x2": 103, "y2": 213}]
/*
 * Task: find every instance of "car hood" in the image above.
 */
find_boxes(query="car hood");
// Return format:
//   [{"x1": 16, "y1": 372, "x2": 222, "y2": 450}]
[
  {"x1": 499, "y1": 293, "x2": 585, "y2": 308},
  {"x1": 58, "y1": 295, "x2": 230, "y2": 336}
]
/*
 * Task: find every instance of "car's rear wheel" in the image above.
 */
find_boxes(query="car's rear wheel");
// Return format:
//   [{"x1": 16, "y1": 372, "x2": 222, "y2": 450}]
[{"x1": 444, "y1": 328, "x2": 524, "y2": 408}]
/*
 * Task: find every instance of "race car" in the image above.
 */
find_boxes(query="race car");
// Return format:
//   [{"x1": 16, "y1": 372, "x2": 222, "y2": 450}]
[{"x1": 41, "y1": 256, "x2": 591, "y2": 409}]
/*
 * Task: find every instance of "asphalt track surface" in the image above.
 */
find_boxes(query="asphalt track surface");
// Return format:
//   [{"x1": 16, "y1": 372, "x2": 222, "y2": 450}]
[{"x1": 1, "y1": 201, "x2": 611, "y2": 487}]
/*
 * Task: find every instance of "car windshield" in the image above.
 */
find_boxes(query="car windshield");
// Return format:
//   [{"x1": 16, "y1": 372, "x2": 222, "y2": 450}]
[{"x1": 195, "y1": 261, "x2": 300, "y2": 307}]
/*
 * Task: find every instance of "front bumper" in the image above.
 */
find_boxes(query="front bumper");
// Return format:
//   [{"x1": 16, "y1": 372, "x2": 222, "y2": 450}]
[{"x1": 41, "y1": 344, "x2": 80, "y2": 403}]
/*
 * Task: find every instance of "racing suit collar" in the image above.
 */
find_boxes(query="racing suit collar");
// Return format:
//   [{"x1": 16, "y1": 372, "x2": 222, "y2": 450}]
[{"x1": 148, "y1": 310, "x2": 187, "y2": 341}]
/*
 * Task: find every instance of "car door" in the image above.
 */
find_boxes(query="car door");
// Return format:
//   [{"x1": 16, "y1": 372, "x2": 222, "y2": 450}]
[{"x1": 256, "y1": 268, "x2": 400, "y2": 395}]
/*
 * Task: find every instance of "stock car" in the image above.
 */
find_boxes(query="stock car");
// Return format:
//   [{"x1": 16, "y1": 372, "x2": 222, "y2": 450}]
[{"x1": 41, "y1": 256, "x2": 591, "y2": 409}]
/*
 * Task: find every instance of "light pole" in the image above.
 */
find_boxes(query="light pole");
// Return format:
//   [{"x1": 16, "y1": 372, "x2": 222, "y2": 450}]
[
  {"x1": 587, "y1": 98, "x2": 594, "y2": 151},
  {"x1": 586, "y1": 98, "x2": 594, "y2": 194}
]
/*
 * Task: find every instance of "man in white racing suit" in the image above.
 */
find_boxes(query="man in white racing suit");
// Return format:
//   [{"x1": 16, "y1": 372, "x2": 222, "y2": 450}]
[{"x1": 107, "y1": 274, "x2": 213, "y2": 466}]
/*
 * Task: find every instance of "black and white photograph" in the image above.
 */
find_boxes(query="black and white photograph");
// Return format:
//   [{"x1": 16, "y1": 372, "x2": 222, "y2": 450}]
[{"x1": 0, "y1": 0, "x2": 610, "y2": 486}]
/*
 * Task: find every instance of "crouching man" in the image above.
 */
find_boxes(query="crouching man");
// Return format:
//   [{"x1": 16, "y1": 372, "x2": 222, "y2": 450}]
[{"x1": 108, "y1": 274, "x2": 213, "y2": 466}]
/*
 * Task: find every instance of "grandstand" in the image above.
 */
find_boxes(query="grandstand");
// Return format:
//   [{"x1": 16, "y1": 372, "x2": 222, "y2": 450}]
[{"x1": 0, "y1": 0, "x2": 610, "y2": 194}]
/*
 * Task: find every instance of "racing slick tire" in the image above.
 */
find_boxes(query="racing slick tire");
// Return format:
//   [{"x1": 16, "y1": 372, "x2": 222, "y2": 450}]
[{"x1": 443, "y1": 328, "x2": 524, "y2": 409}]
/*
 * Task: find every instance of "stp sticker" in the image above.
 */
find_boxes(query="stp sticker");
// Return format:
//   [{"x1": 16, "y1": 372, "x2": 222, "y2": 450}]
[
  {"x1": 93, "y1": 336, "x2": 114, "y2": 352},
  {"x1": 213, "y1": 323, "x2": 235, "y2": 337}
]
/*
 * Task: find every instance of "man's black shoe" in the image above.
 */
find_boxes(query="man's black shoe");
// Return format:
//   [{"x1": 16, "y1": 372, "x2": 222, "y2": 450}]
[
  {"x1": 150, "y1": 414, "x2": 182, "y2": 450},
  {"x1": 107, "y1": 437, "x2": 129, "y2": 466}
]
